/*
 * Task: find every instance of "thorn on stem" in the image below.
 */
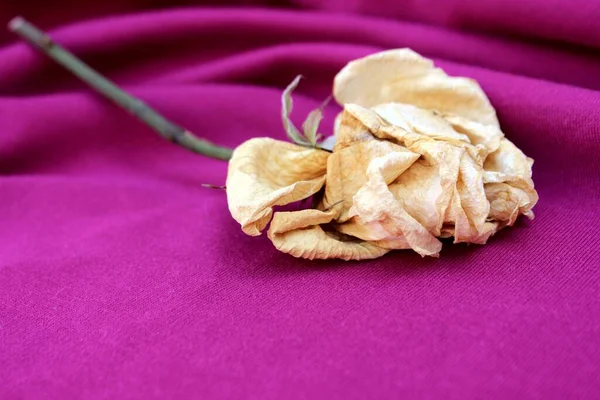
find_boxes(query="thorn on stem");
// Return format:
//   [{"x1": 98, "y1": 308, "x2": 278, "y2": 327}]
[
  {"x1": 40, "y1": 34, "x2": 54, "y2": 47},
  {"x1": 202, "y1": 183, "x2": 226, "y2": 190}
]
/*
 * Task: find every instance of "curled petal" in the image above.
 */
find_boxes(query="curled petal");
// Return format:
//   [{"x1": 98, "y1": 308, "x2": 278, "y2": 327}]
[
  {"x1": 443, "y1": 113, "x2": 504, "y2": 153},
  {"x1": 374, "y1": 103, "x2": 470, "y2": 143},
  {"x1": 443, "y1": 186, "x2": 474, "y2": 240},
  {"x1": 349, "y1": 152, "x2": 443, "y2": 257},
  {"x1": 484, "y1": 138, "x2": 534, "y2": 183},
  {"x1": 226, "y1": 138, "x2": 329, "y2": 236},
  {"x1": 322, "y1": 133, "x2": 419, "y2": 222},
  {"x1": 333, "y1": 105, "x2": 381, "y2": 149},
  {"x1": 336, "y1": 218, "x2": 411, "y2": 251},
  {"x1": 268, "y1": 209, "x2": 389, "y2": 260},
  {"x1": 453, "y1": 152, "x2": 495, "y2": 243},
  {"x1": 345, "y1": 102, "x2": 488, "y2": 240},
  {"x1": 388, "y1": 145, "x2": 462, "y2": 237},
  {"x1": 343, "y1": 103, "x2": 425, "y2": 149},
  {"x1": 334, "y1": 48, "x2": 499, "y2": 126},
  {"x1": 483, "y1": 138, "x2": 538, "y2": 222},
  {"x1": 485, "y1": 183, "x2": 535, "y2": 225}
]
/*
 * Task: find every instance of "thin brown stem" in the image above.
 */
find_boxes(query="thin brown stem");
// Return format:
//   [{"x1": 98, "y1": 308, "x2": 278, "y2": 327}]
[{"x1": 8, "y1": 17, "x2": 233, "y2": 161}]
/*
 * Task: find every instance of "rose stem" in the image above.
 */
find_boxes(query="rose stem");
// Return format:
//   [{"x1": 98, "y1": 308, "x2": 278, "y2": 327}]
[{"x1": 7, "y1": 16, "x2": 233, "y2": 161}]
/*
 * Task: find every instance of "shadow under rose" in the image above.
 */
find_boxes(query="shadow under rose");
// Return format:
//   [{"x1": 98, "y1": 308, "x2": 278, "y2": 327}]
[
  {"x1": 230, "y1": 228, "x2": 491, "y2": 279},
  {"x1": 238, "y1": 218, "x2": 538, "y2": 280}
]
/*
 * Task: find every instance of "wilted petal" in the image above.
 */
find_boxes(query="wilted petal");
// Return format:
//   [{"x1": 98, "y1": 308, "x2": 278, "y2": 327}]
[
  {"x1": 268, "y1": 209, "x2": 389, "y2": 260},
  {"x1": 349, "y1": 152, "x2": 443, "y2": 257},
  {"x1": 344, "y1": 103, "x2": 428, "y2": 151},
  {"x1": 374, "y1": 103, "x2": 470, "y2": 143},
  {"x1": 484, "y1": 138, "x2": 534, "y2": 183},
  {"x1": 443, "y1": 113, "x2": 503, "y2": 153},
  {"x1": 483, "y1": 138, "x2": 538, "y2": 223},
  {"x1": 395, "y1": 136, "x2": 468, "y2": 232},
  {"x1": 457, "y1": 153, "x2": 487, "y2": 227},
  {"x1": 336, "y1": 218, "x2": 411, "y2": 250},
  {"x1": 334, "y1": 48, "x2": 499, "y2": 126},
  {"x1": 340, "y1": 102, "x2": 527, "y2": 249},
  {"x1": 332, "y1": 105, "x2": 381, "y2": 149},
  {"x1": 226, "y1": 138, "x2": 329, "y2": 236},
  {"x1": 322, "y1": 128, "x2": 419, "y2": 222},
  {"x1": 345, "y1": 103, "x2": 478, "y2": 239},
  {"x1": 453, "y1": 152, "x2": 495, "y2": 243},
  {"x1": 442, "y1": 186, "x2": 472, "y2": 240},
  {"x1": 485, "y1": 183, "x2": 535, "y2": 225}
]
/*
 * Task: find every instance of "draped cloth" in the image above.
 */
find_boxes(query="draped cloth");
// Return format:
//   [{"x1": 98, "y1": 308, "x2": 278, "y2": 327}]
[{"x1": 1, "y1": 1, "x2": 599, "y2": 398}]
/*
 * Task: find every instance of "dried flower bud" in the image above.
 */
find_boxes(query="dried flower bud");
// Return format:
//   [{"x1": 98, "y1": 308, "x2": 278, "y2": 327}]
[{"x1": 226, "y1": 49, "x2": 538, "y2": 260}]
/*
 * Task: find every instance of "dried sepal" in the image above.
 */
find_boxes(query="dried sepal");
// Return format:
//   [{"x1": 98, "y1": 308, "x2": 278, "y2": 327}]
[
  {"x1": 302, "y1": 108, "x2": 323, "y2": 146},
  {"x1": 281, "y1": 76, "x2": 336, "y2": 151},
  {"x1": 281, "y1": 75, "x2": 311, "y2": 147}
]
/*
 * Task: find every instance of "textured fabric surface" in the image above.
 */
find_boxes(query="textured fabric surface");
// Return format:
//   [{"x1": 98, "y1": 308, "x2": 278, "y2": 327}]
[{"x1": 1, "y1": 1, "x2": 600, "y2": 399}]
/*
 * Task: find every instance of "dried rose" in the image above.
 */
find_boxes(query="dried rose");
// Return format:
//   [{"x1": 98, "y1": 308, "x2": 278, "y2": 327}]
[{"x1": 226, "y1": 49, "x2": 538, "y2": 260}]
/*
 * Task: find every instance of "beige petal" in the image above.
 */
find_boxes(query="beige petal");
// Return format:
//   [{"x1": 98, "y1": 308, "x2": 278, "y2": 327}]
[
  {"x1": 332, "y1": 106, "x2": 380, "y2": 150},
  {"x1": 322, "y1": 132, "x2": 419, "y2": 222},
  {"x1": 484, "y1": 138, "x2": 534, "y2": 184},
  {"x1": 485, "y1": 183, "x2": 535, "y2": 225},
  {"x1": 267, "y1": 209, "x2": 389, "y2": 260},
  {"x1": 443, "y1": 113, "x2": 504, "y2": 154},
  {"x1": 344, "y1": 102, "x2": 485, "y2": 240},
  {"x1": 349, "y1": 152, "x2": 443, "y2": 257},
  {"x1": 348, "y1": 103, "x2": 487, "y2": 166},
  {"x1": 343, "y1": 103, "x2": 422, "y2": 149},
  {"x1": 336, "y1": 218, "x2": 412, "y2": 251},
  {"x1": 344, "y1": 102, "x2": 502, "y2": 246},
  {"x1": 453, "y1": 151, "x2": 495, "y2": 243},
  {"x1": 374, "y1": 103, "x2": 470, "y2": 143},
  {"x1": 226, "y1": 138, "x2": 329, "y2": 236},
  {"x1": 442, "y1": 186, "x2": 473, "y2": 240},
  {"x1": 333, "y1": 49, "x2": 499, "y2": 126},
  {"x1": 389, "y1": 153, "x2": 459, "y2": 236},
  {"x1": 483, "y1": 138, "x2": 538, "y2": 223},
  {"x1": 441, "y1": 159, "x2": 498, "y2": 244}
]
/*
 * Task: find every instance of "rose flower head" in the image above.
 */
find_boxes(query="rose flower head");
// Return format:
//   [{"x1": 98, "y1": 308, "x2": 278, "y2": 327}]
[{"x1": 226, "y1": 49, "x2": 538, "y2": 260}]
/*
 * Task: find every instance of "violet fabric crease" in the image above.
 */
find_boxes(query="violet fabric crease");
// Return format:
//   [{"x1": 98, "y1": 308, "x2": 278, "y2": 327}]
[{"x1": 1, "y1": 1, "x2": 600, "y2": 399}]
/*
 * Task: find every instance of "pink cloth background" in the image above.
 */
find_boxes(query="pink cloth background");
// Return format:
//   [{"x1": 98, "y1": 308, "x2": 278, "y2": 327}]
[{"x1": 1, "y1": 1, "x2": 599, "y2": 399}]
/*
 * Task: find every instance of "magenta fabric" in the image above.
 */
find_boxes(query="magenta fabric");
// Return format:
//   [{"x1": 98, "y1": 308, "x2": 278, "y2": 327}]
[{"x1": 1, "y1": 1, "x2": 600, "y2": 399}]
